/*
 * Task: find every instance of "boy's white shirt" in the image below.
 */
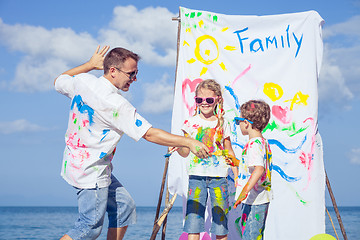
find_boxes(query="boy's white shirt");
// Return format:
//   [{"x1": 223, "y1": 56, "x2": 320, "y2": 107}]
[{"x1": 236, "y1": 137, "x2": 273, "y2": 205}]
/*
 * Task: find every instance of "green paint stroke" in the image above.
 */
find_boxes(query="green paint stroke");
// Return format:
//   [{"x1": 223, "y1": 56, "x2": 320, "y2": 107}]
[
  {"x1": 235, "y1": 217, "x2": 243, "y2": 237},
  {"x1": 263, "y1": 120, "x2": 309, "y2": 137},
  {"x1": 296, "y1": 191, "x2": 308, "y2": 205},
  {"x1": 197, "y1": 12, "x2": 202, "y2": 17},
  {"x1": 195, "y1": 127, "x2": 207, "y2": 141},
  {"x1": 287, "y1": 182, "x2": 308, "y2": 205},
  {"x1": 64, "y1": 161, "x2": 67, "y2": 174},
  {"x1": 255, "y1": 214, "x2": 260, "y2": 221},
  {"x1": 113, "y1": 111, "x2": 119, "y2": 118},
  {"x1": 190, "y1": 12, "x2": 196, "y2": 18},
  {"x1": 213, "y1": 15, "x2": 218, "y2": 22}
]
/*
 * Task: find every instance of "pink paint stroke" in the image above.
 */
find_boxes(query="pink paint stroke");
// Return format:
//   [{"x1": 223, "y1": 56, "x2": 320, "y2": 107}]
[
  {"x1": 272, "y1": 105, "x2": 292, "y2": 124},
  {"x1": 182, "y1": 78, "x2": 203, "y2": 116},
  {"x1": 302, "y1": 117, "x2": 316, "y2": 190},
  {"x1": 231, "y1": 64, "x2": 252, "y2": 88}
]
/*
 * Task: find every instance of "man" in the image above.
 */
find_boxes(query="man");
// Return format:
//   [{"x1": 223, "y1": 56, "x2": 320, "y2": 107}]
[{"x1": 54, "y1": 46, "x2": 210, "y2": 240}]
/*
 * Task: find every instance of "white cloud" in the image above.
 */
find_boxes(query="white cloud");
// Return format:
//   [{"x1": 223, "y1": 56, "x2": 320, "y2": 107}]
[
  {"x1": 318, "y1": 44, "x2": 354, "y2": 106},
  {"x1": 0, "y1": 19, "x2": 98, "y2": 92},
  {"x1": 140, "y1": 73, "x2": 174, "y2": 113},
  {"x1": 323, "y1": 15, "x2": 360, "y2": 38},
  {"x1": 0, "y1": 119, "x2": 47, "y2": 134},
  {"x1": 0, "y1": 5, "x2": 178, "y2": 92},
  {"x1": 99, "y1": 5, "x2": 177, "y2": 66},
  {"x1": 319, "y1": 15, "x2": 360, "y2": 110},
  {"x1": 348, "y1": 148, "x2": 360, "y2": 165}
]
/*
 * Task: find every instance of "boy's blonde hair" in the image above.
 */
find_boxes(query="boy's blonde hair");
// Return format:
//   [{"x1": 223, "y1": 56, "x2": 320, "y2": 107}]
[
  {"x1": 195, "y1": 79, "x2": 224, "y2": 130},
  {"x1": 240, "y1": 100, "x2": 271, "y2": 131}
]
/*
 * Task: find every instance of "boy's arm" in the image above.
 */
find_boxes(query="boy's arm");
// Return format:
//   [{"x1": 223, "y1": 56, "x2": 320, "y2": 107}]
[
  {"x1": 234, "y1": 165, "x2": 264, "y2": 209},
  {"x1": 143, "y1": 127, "x2": 210, "y2": 159},
  {"x1": 223, "y1": 137, "x2": 239, "y2": 186},
  {"x1": 54, "y1": 45, "x2": 110, "y2": 85}
]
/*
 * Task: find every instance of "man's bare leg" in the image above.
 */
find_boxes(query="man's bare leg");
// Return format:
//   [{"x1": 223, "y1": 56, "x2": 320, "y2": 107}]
[
  {"x1": 216, "y1": 234, "x2": 227, "y2": 240},
  {"x1": 107, "y1": 226, "x2": 128, "y2": 240},
  {"x1": 188, "y1": 233, "x2": 200, "y2": 240},
  {"x1": 60, "y1": 234, "x2": 72, "y2": 240}
]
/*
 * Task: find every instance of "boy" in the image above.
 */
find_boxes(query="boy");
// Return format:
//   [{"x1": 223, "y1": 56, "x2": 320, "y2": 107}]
[{"x1": 233, "y1": 100, "x2": 272, "y2": 240}]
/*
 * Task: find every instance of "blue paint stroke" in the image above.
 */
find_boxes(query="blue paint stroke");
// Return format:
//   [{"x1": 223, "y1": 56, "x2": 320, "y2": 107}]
[
  {"x1": 71, "y1": 95, "x2": 94, "y2": 125},
  {"x1": 232, "y1": 142, "x2": 244, "y2": 149},
  {"x1": 272, "y1": 164, "x2": 301, "y2": 182},
  {"x1": 224, "y1": 85, "x2": 241, "y2": 111},
  {"x1": 135, "y1": 119, "x2": 142, "y2": 127},
  {"x1": 268, "y1": 135, "x2": 307, "y2": 154},
  {"x1": 100, "y1": 129, "x2": 110, "y2": 142},
  {"x1": 227, "y1": 175, "x2": 234, "y2": 183},
  {"x1": 99, "y1": 152, "x2": 107, "y2": 159}
]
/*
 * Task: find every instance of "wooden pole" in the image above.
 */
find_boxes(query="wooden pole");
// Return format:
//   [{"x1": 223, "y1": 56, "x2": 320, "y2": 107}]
[
  {"x1": 150, "y1": 194, "x2": 178, "y2": 240},
  {"x1": 153, "y1": 156, "x2": 170, "y2": 225},
  {"x1": 161, "y1": 188, "x2": 170, "y2": 240},
  {"x1": 325, "y1": 171, "x2": 348, "y2": 240},
  {"x1": 151, "y1": 10, "x2": 182, "y2": 240},
  {"x1": 326, "y1": 207, "x2": 340, "y2": 240}
]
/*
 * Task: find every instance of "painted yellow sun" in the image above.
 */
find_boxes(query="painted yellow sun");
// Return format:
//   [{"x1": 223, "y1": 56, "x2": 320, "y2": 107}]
[{"x1": 184, "y1": 25, "x2": 237, "y2": 76}]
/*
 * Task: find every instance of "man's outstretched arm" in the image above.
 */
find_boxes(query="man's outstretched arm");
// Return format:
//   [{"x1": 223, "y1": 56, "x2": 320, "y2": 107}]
[{"x1": 143, "y1": 127, "x2": 211, "y2": 159}]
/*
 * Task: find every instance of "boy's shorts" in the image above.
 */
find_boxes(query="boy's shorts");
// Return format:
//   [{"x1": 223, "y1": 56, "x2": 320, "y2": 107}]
[
  {"x1": 67, "y1": 175, "x2": 136, "y2": 240},
  {"x1": 184, "y1": 175, "x2": 229, "y2": 236},
  {"x1": 240, "y1": 203, "x2": 269, "y2": 240}
]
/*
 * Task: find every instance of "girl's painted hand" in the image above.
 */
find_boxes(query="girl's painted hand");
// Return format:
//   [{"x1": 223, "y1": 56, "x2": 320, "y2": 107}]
[{"x1": 189, "y1": 140, "x2": 211, "y2": 159}]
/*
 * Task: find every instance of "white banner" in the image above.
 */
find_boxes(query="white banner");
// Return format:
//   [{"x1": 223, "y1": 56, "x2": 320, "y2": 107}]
[{"x1": 169, "y1": 7, "x2": 325, "y2": 239}]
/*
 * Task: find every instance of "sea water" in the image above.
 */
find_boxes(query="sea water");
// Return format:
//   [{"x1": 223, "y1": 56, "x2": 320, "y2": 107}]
[{"x1": 0, "y1": 206, "x2": 358, "y2": 239}]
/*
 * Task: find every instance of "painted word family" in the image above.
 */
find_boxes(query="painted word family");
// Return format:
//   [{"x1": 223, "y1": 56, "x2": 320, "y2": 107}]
[{"x1": 233, "y1": 24, "x2": 304, "y2": 58}]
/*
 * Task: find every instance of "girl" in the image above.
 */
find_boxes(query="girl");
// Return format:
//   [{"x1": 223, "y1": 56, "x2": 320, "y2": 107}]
[{"x1": 176, "y1": 79, "x2": 238, "y2": 240}]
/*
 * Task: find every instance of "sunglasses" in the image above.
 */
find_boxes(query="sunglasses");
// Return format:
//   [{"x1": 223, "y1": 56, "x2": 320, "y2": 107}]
[
  {"x1": 115, "y1": 67, "x2": 138, "y2": 80},
  {"x1": 234, "y1": 117, "x2": 253, "y2": 125},
  {"x1": 194, "y1": 97, "x2": 217, "y2": 105}
]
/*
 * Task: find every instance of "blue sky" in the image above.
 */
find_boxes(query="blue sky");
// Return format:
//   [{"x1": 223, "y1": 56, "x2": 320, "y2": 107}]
[{"x1": 0, "y1": 0, "x2": 359, "y2": 207}]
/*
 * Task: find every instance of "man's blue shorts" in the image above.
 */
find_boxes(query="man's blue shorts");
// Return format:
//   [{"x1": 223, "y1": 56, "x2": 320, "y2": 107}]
[{"x1": 66, "y1": 175, "x2": 136, "y2": 240}]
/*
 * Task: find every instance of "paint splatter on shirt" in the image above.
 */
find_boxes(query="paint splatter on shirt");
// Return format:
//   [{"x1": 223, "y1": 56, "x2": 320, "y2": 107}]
[
  {"x1": 55, "y1": 73, "x2": 152, "y2": 189},
  {"x1": 236, "y1": 137, "x2": 273, "y2": 205},
  {"x1": 182, "y1": 115, "x2": 231, "y2": 177}
]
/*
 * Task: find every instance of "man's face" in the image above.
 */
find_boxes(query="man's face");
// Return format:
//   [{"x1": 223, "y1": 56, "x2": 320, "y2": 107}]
[{"x1": 111, "y1": 58, "x2": 138, "y2": 91}]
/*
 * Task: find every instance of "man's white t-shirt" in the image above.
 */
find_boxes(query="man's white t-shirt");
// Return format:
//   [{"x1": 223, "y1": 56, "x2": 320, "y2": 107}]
[{"x1": 55, "y1": 73, "x2": 152, "y2": 189}]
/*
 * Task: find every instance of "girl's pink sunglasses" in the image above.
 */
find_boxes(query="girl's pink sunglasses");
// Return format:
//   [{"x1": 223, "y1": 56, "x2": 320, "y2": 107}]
[{"x1": 194, "y1": 97, "x2": 217, "y2": 105}]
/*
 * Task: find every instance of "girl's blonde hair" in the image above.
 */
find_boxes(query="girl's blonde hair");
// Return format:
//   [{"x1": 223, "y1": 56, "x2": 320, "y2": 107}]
[{"x1": 195, "y1": 79, "x2": 225, "y2": 132}]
